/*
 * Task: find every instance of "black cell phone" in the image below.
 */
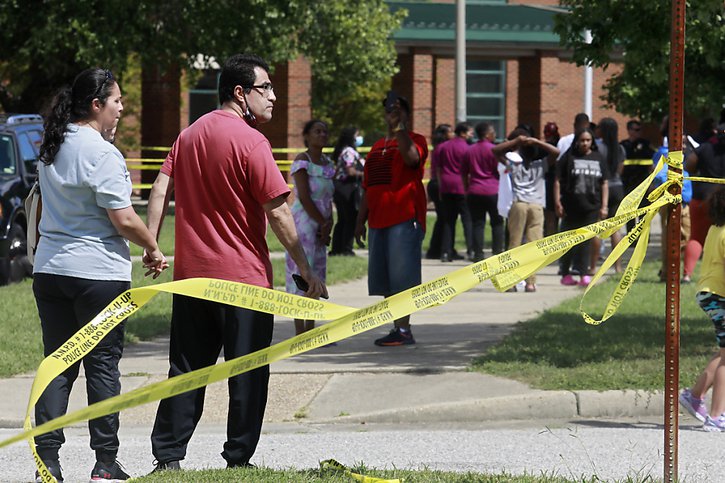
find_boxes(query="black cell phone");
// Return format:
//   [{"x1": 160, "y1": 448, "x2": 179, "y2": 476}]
[
  {"x1": 292, "y1": 273, "x2": 329, "y2": 299},
  {"x1": 292, "y1": 273, "x2": 309, "y2": 292},
  {"x1": 384, "y1": 90, "x2": 398, "y2": 113}
]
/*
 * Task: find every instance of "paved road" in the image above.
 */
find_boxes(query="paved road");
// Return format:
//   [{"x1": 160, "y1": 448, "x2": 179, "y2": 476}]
[{"x1": 0, "y1": 418, "x2": 717, "y2": 482}]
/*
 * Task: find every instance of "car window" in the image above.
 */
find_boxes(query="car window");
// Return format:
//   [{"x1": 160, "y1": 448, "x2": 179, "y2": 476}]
[
  {"x1": 0, "y1": 135, "x2": 16, "y2": 175},
  {"x1": 25, "y1": 129, "x2": 42, "y2": 154},
  {"x1": 18, "y1": 131, "x2": 40, "y2": 175}
]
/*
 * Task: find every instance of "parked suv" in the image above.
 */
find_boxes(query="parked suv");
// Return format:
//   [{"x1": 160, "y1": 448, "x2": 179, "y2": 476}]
[{"x1": 0, "y1": 114, "x2": 43, "y2": 285}]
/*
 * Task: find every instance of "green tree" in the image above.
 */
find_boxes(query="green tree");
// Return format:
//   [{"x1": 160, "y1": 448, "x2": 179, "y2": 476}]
[
  {"x1": 0, "y1": 0, "x2": 402, "y2": 137},
  {"x1": 554, "y1": 0, "x2": 725, "y2": 122},
  {"x1": 301, "y1": 0, "x2": 405, "y2": 137}
]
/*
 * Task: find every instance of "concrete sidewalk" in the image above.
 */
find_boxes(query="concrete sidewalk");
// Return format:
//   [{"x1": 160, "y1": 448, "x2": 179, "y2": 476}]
[{"x1": 0, "y1": 246, "x2": 666, "y2": 431}]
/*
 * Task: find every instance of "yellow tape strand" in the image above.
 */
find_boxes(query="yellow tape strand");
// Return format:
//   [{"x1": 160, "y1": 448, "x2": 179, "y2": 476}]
[
  {"x1": 320, "y1": 459, "x2": 400, "y2": 483},
  {"x1": 0, "y1": 197, "x2": 663, "y2": 455},
  {"x1": 11, "y1": 150, "x2": 725, "y2": 481}
]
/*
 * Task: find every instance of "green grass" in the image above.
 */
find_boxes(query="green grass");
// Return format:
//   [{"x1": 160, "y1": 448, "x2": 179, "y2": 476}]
[
  {"x1": 146, "y1": 208, "x2": 475, "y2": 256},
  {"x1": 134, "y1": 466, "x2": 624, "y2": 483},
  {"x1": 422, "y1": 213, "x2": 483, "y2": 255},
  {"x1": 0, "y1": 254, "x2": 367, "y2": 377},
  {"x1": 0, "y1": 265, "x2": 176, "y2": 377},
  {"x1": 472, "y1": 261, "x2": 713, "y2": 391},
  {"x1": 270, "y1": 255, "x2": 368, "y2": 289},
  {"x1": 0, "y1": 277, "x2": 43, "y2": 377},
  {"x1": 267, "y1": 212, "x2": 481, "y2": 254}
]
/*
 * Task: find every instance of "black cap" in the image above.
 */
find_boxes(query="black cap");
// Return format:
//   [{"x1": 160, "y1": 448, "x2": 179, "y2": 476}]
[{"x1": 382, "y1": 91, "x2": 410, "y2": 115}]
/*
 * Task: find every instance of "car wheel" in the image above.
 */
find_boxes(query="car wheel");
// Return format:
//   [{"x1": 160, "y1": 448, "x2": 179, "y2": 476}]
[{"x1": 0, "y1": 223, "x2": 29, "y2": 285}]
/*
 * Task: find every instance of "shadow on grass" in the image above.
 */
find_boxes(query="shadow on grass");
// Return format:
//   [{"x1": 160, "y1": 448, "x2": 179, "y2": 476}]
[
  {"x1": 472, "y1": 262, "x2": 716, "y2": 390},
  {"x1": 473, "y1": 311, "x2": 712, "y2": 369}
]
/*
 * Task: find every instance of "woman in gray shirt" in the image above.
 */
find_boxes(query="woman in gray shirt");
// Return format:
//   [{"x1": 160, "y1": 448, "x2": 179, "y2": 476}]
[{"x1": 33, "y1": 68, "x2": 167, "y2": 482}]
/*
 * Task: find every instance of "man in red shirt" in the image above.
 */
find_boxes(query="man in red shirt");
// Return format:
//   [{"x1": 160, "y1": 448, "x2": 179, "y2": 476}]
[
  {"x1": 355, "y1": 93, "x2": 428, "y2": 346},
  {"x1": 144, "y1": 53, "x2": 326, "y2": 470}
]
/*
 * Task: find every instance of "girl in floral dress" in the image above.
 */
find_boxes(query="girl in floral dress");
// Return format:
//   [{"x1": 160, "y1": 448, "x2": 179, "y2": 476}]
[{"x1": 286, "y1": 119, "x2": 336, "y2": 335}]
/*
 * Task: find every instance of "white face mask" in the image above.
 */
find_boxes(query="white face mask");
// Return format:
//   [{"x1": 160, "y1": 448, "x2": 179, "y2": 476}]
[{"x1": 355, "y1": 135, "x2": 364, "y2": 147}]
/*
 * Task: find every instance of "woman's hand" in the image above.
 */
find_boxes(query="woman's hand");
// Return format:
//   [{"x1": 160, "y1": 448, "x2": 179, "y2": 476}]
[
  {"x1": 317, "y1": 219, "x2": 333, "y2": 246},
  {"x1": 142, "y1": 248, "x2": 169, "y2": 279},
  {"x1": 600, "y1": 206, "x2": 609, "y2": 220},
  {"x1": 555, "y1": 202, "x2": 565, "y2": 219}
]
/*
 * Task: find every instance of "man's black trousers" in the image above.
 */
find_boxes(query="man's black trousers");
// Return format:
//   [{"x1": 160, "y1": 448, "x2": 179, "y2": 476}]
[{"x1": 151, "y1": 294, "x2": 274, "y2": 466}]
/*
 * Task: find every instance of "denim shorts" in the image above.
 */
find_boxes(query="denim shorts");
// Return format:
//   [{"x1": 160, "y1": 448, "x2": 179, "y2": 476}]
[
  {"x1": 368, "y1": 219, "x2": 424, "y2": 297},
  {"x1": 696, "y1": 291, "x2": 725, "y2": 348}
]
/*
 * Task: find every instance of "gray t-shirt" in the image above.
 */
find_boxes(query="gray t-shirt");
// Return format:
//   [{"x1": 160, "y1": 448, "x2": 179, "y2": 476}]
[
  {"x1": 34, "y1": 124, "x2": 132, "y2": 281},
  {"x1": 508, "y1": 155, "x2": 548, "y2": 205}
]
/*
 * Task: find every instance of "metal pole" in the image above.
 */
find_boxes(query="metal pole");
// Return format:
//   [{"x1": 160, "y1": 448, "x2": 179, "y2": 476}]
[
  {"x1": 664, "y1": 0, "x2": 686, "y2": 481},
  {"x1": 583, "y1": 30, "x2": 593, "y2": 118},
  {"x1": 455, "y1": 0, "x2": 466, "y2": 124}
]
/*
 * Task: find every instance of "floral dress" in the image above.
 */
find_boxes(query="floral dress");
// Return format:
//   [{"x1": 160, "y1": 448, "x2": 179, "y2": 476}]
[{"x1": 285, "y1": 152, "x2": 336, "y2": 295}]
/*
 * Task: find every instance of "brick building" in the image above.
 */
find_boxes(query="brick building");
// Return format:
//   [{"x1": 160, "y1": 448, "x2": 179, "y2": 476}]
[
  {"x1": 385, "y1": 0, "x2": 629, "y2": 142},
  {"x1": 144, "y1": 1, "x2": 633, "y2": 170}
]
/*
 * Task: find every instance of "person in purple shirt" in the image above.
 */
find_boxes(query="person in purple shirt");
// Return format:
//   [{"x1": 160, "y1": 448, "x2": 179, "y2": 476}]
[
  {"x1": 434, "y1": 122, "x2": 474, "y2": 262},
  {"x1": 461, "y1": 122, "x2": 504, "y2": 262}
]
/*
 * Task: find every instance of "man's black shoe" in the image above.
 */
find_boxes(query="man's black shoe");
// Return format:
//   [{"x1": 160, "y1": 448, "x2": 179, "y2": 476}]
[
  {"x1": 150, "y1": 460, "x2": 181, "y2": 474},
  {"x1": 35, "y1": 461, "x2": 63, "y2": 483},
  {"x1": 90, "y1": 460, "x2": 130, "y2": 481}
]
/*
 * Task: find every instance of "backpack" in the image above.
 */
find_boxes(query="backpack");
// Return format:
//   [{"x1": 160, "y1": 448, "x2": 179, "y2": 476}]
[{"x1": 24, "y1": 181, "x2": 41, "y2": 265}]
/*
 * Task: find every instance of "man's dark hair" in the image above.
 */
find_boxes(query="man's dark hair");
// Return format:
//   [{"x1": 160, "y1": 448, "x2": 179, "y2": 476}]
[
  {"x1": 218, "y1": 54, "x2": 270, "y2": 104},
  {"x1": 626, "y1": 119, "x2": 641, "y2": 131},
  {"x1": 710, "y1": 187, "x2": 725, "y2": 226},
  {"x1": 574, "y1": 113, "x2": 590, "y2": 130},
  {"x1": 455, "y1": 122, "x2": 471, "y2": 136},
  {"x1": 474, "y1": 122, "x2": 492, "y2": 140}
]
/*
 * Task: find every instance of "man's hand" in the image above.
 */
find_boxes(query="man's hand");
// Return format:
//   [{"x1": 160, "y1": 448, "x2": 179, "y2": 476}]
[
  {"x1": 555, "y1": 202, "x2": 565, "y2": 219},
  {"x1": 142, "y1": 248, "x2": 169, "y2": 279},
  {"x1": 299, "y1": 268, "x2": 328, "y2": 300},
  {"x1": 355, "y1": 219, "x2": 366, "y2": 247},
  {"x1": 600, "y1": 206, "x2": 609, "y2": 220}
]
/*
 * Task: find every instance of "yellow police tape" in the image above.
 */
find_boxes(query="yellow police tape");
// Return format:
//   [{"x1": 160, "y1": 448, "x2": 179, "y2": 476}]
[
  {"x1": 0, "y1": 153, "x2": 686, "y2": 482},
  {"x1": 320, "y1": 459, "x2": 400, "y2": 483}
]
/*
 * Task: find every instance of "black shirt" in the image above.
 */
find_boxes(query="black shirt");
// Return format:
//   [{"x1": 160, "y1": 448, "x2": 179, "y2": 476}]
[{"x1": 557, "y1": 150, "x2": 609, "y2": 214}]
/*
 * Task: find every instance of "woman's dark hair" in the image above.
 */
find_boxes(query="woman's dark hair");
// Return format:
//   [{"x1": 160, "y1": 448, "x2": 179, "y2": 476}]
[
  {"x1": 431, "y1": 124, "x2": 452, "y2": 148},
  {"x1": 598, "y1": 117, "x2": 619, "y2": 170},
  {"x1": 333, "y1": 126, "x2": 357, "y2": 161},
  {"x1": 301, "y1": 119, "x2": 327, "y2": 148},
  {"x1": 507, "y1": 127, "x2": 529, "y2": 141},
  {"x1": 454, "y1": 122, "x2": 471, "y2": 137},
  {"x1": 572, "y1": 127, "x2": 597, "y2": 156},
  {"x1": 218, "y1": 53, "x2": 270, "y2": 104},
  {"x1": 710, "y1": 187, "x2": 725, "y2": 226},
  {"x1": 515, "y1": 123, "x2": 534, "y2": 137},
  {"x1": 39, "y1": 68, "x2": 116, "y2": 165}
]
